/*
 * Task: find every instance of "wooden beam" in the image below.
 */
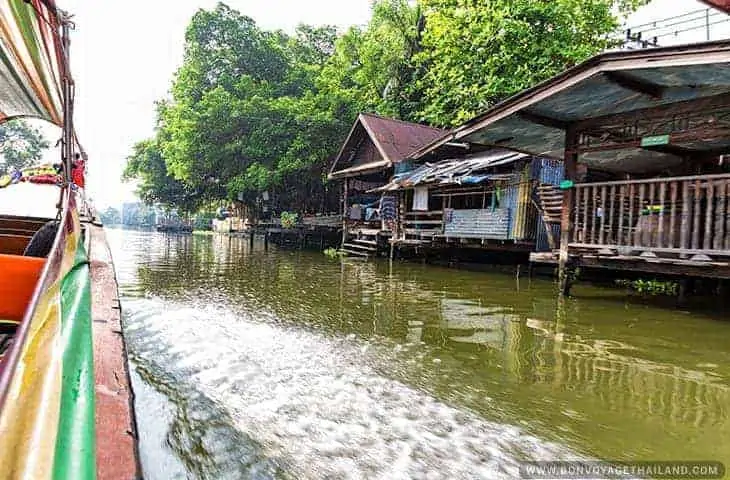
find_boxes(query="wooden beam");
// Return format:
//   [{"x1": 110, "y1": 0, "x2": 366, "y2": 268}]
[
  {"x1": 576, "y1": 126, "x2": 730, "y2": 154},
  {"x1": 516, "y1": 109, "x2": 569, "y2": 130},
  {"x1": 604, "y1": 71, "x2": 664, "y2": 99},
  {"x1": 575, "y1": 92, "x2": 730, "y2": 132}
]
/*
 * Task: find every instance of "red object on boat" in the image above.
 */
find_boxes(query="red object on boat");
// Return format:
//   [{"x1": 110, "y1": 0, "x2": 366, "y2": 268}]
[
  {"x1": 0, "y1": 254, "x2": 44, "y2": 321},
  {"x1": 72, "y1": 159, "x2": 85, "y2": 188},
  {"x1": 28, "y1": 174, "x2": 60, "y2": 184}
]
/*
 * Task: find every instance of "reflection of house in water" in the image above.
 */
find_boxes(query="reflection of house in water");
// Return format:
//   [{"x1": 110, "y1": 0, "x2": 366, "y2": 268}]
[
  {"x1": 419, "y1": 298, "x2": 522, "y2": 348},
  {"x1": 522, "y1": 317, "x2": 730, "y2": 429}
]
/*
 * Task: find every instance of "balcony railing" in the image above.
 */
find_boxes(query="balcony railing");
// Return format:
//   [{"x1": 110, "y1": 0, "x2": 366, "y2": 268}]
[{"x1": 569, "y1": 173, "x2": 730, "y2": 257}]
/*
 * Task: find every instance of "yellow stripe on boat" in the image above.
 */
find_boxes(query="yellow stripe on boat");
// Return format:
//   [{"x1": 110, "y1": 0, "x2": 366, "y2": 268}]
[{"x1": 0, "y1": 282, "x2": 63, "y2": 479}]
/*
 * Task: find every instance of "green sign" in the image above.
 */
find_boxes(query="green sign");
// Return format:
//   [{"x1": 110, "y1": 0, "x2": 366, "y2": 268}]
[
  {"x1": 640, "y1": 134, "x2": 670, "y2": 147},
  {"x1": 559, "y1": 180, "x2": 574, "y2": 190}
]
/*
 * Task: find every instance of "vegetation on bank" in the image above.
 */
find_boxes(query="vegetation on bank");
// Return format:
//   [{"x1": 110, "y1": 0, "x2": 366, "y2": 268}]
[
  {"x1": 323, "y1": 247, "x2": 343, "y2": 259},
  {"x1": 123, "y1": 0, "x2": 647, "y2": 216},
  {"x1": 0, "y1": 120, "x2": 49, "y2": 174},
  {"x1": 615, "y1": 279, "x2": 680, "y2": 296}
]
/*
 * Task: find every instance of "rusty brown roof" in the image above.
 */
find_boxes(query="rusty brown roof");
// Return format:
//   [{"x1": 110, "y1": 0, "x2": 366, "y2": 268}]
[
  {"x1": 328, "y1": 113, "x2": 447, "y2": 179},
  {"x1": 358, "y1": 113, "x2": 446, "y2": 164}
]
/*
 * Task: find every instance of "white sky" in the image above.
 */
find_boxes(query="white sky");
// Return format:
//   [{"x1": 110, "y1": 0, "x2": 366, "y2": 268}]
[{"x1": 35, "y1": 0, "x2": 728, "y2": 208}]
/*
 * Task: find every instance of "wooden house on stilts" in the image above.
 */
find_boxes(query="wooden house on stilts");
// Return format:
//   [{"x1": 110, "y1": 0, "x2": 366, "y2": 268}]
[
  {"x1": 414, "y1": 40, "x2": 730, "y2": 293},
  {"x1": 378, "y1": 145, "x2": 564, "y2": 257},
  {"x1": 328, "y1": 113, "x2": 445, "y2": 257}
]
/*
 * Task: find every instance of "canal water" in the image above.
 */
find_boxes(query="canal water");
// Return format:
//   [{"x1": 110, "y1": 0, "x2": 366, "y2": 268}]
[{"x1": 108, "y1": 229, "x2": 730, "y2": 479}]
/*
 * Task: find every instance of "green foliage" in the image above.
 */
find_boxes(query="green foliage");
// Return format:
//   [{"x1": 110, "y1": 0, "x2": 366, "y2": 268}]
[
  {"x1": 0, "y1": 119, "x2": 50, "y2": 173},
  {"x1": 98, "y1": 206, "x2": 121, "y2": 225},
  {"x1": 123, "y1": 138, "x2": 202, "y2": 212},
  {"x1": 125, "y1": 0, "x2": 647, "y2": 214},
  {"x1": 615, "y1": 278, "x2": 679, "y2": 296},
  {"x1": 318, "y1": 0, "x2": 424, "y2": 119},
  {"x1": 280, "y1": 211, "x2": 298, "y2": 229},
  {"x1": 415, "y1": 0, "x2": 648, "y2": 126},
  {"x1": 323, "y1": 247, "x2": 343, "y2": 259}
]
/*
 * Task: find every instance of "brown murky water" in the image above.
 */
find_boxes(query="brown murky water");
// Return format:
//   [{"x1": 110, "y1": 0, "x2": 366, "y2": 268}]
[{"x1": 108, "y1": 229, "x2": 730, "y2": 479}]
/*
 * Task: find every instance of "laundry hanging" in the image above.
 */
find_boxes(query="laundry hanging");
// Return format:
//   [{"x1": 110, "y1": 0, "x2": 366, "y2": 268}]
[{"x1": 413, "y1": 187, "x2": 429, "y2": 211}]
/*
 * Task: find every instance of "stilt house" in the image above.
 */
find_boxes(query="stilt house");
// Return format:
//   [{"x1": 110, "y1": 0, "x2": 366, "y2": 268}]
[
  {"x1": 328, "y1": 113, "x2": 445, "y2": 256},
  {"x1": 405, "y1": 41, "x2": 730, "y2": 287}
]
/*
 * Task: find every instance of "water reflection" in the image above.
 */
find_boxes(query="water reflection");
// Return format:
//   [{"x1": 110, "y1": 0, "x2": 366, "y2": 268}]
[{"x1": 109, "y1": 230, "x2": 730, "y2": 477}]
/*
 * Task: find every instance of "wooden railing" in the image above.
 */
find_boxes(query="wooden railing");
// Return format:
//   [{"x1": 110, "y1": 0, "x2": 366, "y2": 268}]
[
  {"x1": 402, "y1": 210, "x2": 443, "y2": 239},
  {"x1": 570, "y1": 173, "x2": 730, "y2": 256},
  {"x1": 302, "y1": 213, "x2": 341, "y2": 228}
]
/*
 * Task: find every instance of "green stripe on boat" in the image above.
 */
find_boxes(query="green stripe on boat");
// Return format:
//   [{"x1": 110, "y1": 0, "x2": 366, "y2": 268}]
[{"x1": 52, "y1": 238, "x2": 96, "y2": 480}]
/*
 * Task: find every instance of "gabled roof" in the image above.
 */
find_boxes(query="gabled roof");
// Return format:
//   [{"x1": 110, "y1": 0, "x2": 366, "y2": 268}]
[
  {"x1": 328, "y1": 113, "x2": 446, "y2": 179},
  {"x1": 410, "y1": 40, "x2": 730, "y2": 174}
]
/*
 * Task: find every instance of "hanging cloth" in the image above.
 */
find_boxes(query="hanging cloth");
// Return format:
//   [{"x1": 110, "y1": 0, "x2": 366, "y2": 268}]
[
  {"x1": 380, "y1": 195, "x2": 397, "y2": 220},
  {"x1": 413, "y1": 187, "x2": 429, "y2": 211}
]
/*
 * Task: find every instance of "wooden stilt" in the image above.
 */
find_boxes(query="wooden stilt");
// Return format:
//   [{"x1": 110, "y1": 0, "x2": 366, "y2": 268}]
[
  {"x1": 342, "y1": 179, "x2": 349, "y2": 248},
  {"x1": 559, "y1": 127, "x2": 578, "y2": 296},
  {"x1": 678, "y1": 278, "x2": 691, "y2": 306}
]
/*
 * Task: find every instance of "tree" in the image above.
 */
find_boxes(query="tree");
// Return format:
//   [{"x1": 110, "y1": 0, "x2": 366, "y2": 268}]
[
  {"x1": 123, "y1": 138, "x2": 202, "y2": 212},
  {"x1": 414, "y1": 0, "x2": 649, "y2": 126},
  {"x1": 0, "y1": 119, "x2": 50, "y2": 173},
  {"x1": 155, "y1": 3, "x2": 344, "y2": 210},
  {"x1": 99, "y1": 206, "x2": 121, "y2": 225},
  {"x1": 125, "y1": 0, "x2": 648, "y2": 216},
  {"x1": 316, "y1": 0, "x2": 423, "y2": 120}
]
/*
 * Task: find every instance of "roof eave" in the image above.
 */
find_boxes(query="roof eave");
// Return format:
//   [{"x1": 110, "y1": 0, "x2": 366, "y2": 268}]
[
  {"x1": 327, "y1": 159, "x2": 391, "y2": 180},
  {"x1": 451, "y1": 40, "x2": 730, "y2": 144}
]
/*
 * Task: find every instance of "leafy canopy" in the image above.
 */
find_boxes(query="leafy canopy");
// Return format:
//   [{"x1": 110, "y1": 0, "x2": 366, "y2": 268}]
[
  {"x1": 124, "y1": 0, "x2": 646, "y2": 213},
  {"x1": 0, "y1": 119, "x2": 50, "y2": 174}
]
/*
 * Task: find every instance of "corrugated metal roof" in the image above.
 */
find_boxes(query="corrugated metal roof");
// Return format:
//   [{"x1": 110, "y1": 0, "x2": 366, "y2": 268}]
[
  {"x1": 328, "y1": 113, "x2": 446, "y2": 179},
  {"x1": 373, "y1": 149, "x2": 526, "y2": 191},
  {"x1": 410, "y1": 40, "x2": 730, "y2": 174}
]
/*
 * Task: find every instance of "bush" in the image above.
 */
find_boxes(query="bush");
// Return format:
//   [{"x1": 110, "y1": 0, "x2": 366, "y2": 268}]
[
  {"x1": 280, "y1": 211, "x2": 298, "y2": 229},
  {"x1": 615, "y1": 278, "x2": 678, "y2": 296},
  {"x1": 323, "y1": 247, "x2": 342, "y2": 259}
]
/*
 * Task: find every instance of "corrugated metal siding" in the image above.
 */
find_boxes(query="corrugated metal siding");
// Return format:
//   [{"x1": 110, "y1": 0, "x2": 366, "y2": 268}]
[
  {"x1": 444, "y1": 208, "x2": 511, "y2": 239},
  {"x1": 539, "y1": 158, "x2": 564, "y2": 185}
]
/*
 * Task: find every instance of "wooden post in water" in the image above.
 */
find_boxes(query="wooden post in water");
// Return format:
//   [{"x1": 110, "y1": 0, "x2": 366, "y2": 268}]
[
  {"x1": 341, "y1": 178, "x2": 349, "y2": 248},
  {"x1": 559, "y1": 127, "x2": 578, "y2": 297}
]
